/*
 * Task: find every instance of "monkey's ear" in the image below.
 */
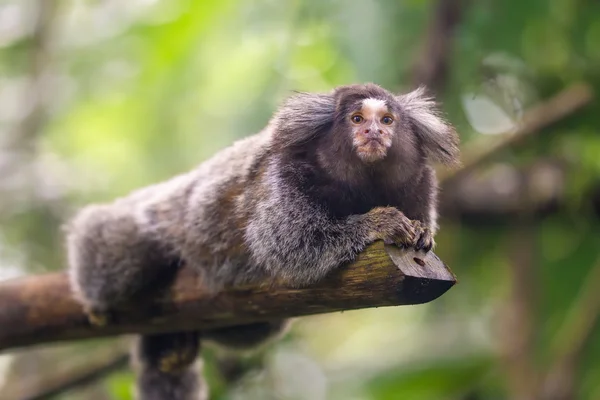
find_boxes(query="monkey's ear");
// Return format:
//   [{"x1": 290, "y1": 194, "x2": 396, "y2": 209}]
[
  {"x1": 397, "y1": 87, "x2": 460, "y2": 166},
  {"x1": 271, "y1": 92, "x2": 335, "y2": 149}
]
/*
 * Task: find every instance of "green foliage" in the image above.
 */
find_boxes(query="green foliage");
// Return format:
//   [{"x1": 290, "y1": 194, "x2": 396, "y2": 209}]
[
  {"x1": 106, "y1": 370, "x2": 136, "y2": 400},
  {"x1": 1, "y1": 0, "x2": 600, "y2": 399},
  {"x1": 363, "y1": 357, "x2": 493, "y2": 400}
]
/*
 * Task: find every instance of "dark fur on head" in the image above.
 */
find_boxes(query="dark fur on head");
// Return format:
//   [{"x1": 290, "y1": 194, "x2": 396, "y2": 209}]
[{"x1": 272, "y1": 83, "x2": 459, "y2": 173}]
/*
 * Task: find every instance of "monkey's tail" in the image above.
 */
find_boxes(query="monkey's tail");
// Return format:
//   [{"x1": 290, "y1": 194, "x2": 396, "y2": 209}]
[{"x1": 133, "y1": 331, "x2": 206, "y2": 400}]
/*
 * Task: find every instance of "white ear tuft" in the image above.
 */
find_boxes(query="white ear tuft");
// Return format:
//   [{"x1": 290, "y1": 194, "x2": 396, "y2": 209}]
[{"x1": 397, "y1": 86, "x2": 460, "y2": 166}]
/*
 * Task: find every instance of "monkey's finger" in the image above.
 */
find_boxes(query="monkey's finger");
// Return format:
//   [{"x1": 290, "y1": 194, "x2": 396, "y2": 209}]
[
  {"x1": 415, "y1": 229, "x2": 434, "y2": 252},
  {"x1": 404, "y1": 222, "x2": 420, "y2": 244},
  {"x1": 392, "y1": 230, "x2": 416, "y2": 248},
  {"x1": 401, "y1": 218, "x2": 418, "y2": 238}
]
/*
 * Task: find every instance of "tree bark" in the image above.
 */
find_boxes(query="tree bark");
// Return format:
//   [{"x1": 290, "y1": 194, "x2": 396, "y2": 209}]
[
  {"x1": 0, "y1": 242, "x2": 455, "y2": 352},
  {"x1": 411, "y1": 0, "x2": 465, "y2": 92}
]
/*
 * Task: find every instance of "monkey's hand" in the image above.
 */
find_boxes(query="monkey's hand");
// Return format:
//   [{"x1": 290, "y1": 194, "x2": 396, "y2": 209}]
[{"x1": 365, "y1": 207, "x2": 433, "y2": 252}]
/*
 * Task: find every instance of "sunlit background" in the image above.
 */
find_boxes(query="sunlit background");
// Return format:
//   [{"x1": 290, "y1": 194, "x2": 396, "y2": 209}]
[{"x1": 1, "y1": 0, "x2": 600, "y2": 399}]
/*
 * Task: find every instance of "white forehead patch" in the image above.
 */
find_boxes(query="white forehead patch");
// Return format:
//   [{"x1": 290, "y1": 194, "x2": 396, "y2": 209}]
[{"x1": 361, "y1": 98, "x2": 387, "y2": 119}]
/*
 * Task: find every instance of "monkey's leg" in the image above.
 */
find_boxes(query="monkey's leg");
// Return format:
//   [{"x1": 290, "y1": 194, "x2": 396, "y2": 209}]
[
  {"x1": 135, "y1": 332, "x2": 207, "y2": 400},
  {"x1": 204, "y1": 320, "x2": 291, "y2": 349},
  {"x1": 67, "y1": 205, "x2": 178, "y2": 325}
]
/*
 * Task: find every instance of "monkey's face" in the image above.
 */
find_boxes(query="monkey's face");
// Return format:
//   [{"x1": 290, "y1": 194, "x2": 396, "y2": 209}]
[{"x1": 347, "y1": 98, "x2": 396, "y2": 163}]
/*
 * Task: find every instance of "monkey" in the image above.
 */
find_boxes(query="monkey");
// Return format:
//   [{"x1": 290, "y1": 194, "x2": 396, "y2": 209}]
[{"x1": 66, "y1": 83, "x2": 459, "y2": 400}]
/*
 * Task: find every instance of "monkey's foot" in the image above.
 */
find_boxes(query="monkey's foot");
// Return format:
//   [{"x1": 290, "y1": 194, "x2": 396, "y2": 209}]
[
  {"x1": 158, "y1": 349, "x2": 197, "y2": 373},
  {"x1": 414, "y1": 223, "x2": 434, "y2": 252},
  {"x1": 152, "y1": 332, "x2": 200, "y2": 373},
  {"x1": 84, "y1": 306, "x2": 112, "y2": 327}
]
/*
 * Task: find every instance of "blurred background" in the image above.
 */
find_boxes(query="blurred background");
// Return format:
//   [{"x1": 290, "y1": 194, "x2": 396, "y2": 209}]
[{"x1": 1, "y1": 0, "x2": 599, "y2": 399}]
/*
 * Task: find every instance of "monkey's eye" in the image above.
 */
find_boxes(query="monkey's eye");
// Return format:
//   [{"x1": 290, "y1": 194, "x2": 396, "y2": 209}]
[
  {"x1": 351, "y1": 114, "x2": 364, "y2": 124},
  {"x1": 381, "y1": 116, "x2": 394, "y2": 125}
]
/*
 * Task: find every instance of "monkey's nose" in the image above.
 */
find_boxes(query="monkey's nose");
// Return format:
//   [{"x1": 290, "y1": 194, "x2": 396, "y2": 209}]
[{"x1": 364, "y1": 128, "x2": 382, "y2": 139}]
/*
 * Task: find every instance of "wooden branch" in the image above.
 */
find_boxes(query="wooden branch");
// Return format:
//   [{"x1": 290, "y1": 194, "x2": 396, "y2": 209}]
[
  {"x1": 440, "y1": 82, "x2": 594, "y2": 185},
  {"x1": 0, "y1": 242, "x2": 456, "y2": 352}
]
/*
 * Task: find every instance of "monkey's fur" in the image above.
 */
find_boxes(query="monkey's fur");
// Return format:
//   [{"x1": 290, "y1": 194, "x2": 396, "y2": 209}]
[{"x1": 67, "y1": 83, "x2": 459, "y2": 400}]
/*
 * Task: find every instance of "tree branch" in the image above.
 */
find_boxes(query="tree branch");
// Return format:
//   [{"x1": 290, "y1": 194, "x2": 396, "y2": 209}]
[
  {"x1": 0, "y1": 242, "x2": 455, "y2": 351},
  {"x1": 411, "y1": 0, "x2": 465, "y2": 91},
  {"x1": 440, "y1": 82, "x2": 594, "y2": 185}
]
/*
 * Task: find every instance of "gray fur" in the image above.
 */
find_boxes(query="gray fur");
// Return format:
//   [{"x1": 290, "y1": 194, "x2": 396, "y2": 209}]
[
  {"x1": 134, "y1": 340, "x2": 206, "y2": 400},
  {"x1": 270, "y1": 91, "x2": 335, "y2": 149},
  {"x1": 244, "y1": 167, "x2": 369, "y2": 285},
  {"x1": 66, "y1": 83, "x2": 459, "y2": 399},
  {"x1": 135, "y1": 366, "x2": 206, "y2": 400}
]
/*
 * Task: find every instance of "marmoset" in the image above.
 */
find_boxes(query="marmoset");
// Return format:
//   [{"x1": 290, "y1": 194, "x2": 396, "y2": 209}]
[{"x1": 67, "y1": 83, "x2": 459, "y2": 400}]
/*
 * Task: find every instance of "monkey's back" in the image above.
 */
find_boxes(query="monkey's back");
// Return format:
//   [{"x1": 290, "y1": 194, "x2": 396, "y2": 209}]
[{"x1": 109, "y1": 129, "x2": 274, "y2": 284}]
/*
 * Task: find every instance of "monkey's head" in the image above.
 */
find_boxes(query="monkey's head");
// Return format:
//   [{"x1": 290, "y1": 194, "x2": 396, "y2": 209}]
[
  {"x1": 332, "y1": 84, "x2": 408, "y2": 164},
  {"x1": 272, "y1": 83, "x2": 460, "y2": 174}
]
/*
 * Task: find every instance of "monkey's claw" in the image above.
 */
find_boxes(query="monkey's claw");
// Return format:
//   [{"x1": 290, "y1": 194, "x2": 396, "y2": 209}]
[{"x1": 414, "y1": 224, "x2": 434, "y2": 252}]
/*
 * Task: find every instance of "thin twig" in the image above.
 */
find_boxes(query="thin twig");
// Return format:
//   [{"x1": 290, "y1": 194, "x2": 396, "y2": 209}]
[
  {"x1": 540, "y1": 257, "x2": 600, "y2": 400},
  {"x1": 440, "y1": 82, "x2": 594, "y2": 185},
  {"x1": 412, "y1": 0, "x2": 465, "y2": 92}
]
